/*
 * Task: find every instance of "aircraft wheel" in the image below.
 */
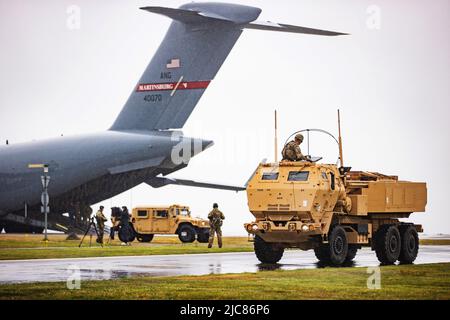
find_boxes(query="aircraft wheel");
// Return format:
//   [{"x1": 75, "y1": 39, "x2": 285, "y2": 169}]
[
  {"x1": 137, "y1": 234, "x2": 154, "y2": 243},
  {"x1": 32, "y1": 227, "x2": 44, "y2": 234},
  {"x1": 254, "y1": 235, "x2": 284, "y2": 264},
  {"x1": 314, "y1": 225, "x2": 348, "y2": 266},
  {"x1": 4, "y1": 223, "x2": 31, "y2": 233},
  {"x1": 197, "y1": 229, "x2": 210, "y2": 243},
  {"x1": 375, "y1": 225, "x2": 401, "y2": 265},
  {"x1": 399, "y1": 225, "x2": 419, "y2": 264},
  {"x1": 345, "y1": 245, "x2": 358, "y2": 263},
  {"x1": 0, "y1": 223, "x2": 4, "y2": 233},
  {"x1": 178, "y1": 225, "x2": 196, "y2": 243}
]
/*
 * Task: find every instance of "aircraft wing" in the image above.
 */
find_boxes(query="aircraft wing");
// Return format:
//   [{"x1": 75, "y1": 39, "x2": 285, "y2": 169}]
[{"x1": 146, "y1": 176, "x2": 245, "y2": 192}]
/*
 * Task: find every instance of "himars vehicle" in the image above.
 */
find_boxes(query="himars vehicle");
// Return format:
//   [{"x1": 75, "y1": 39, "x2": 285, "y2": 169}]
[
  {"x1": 244, "y1": 112, "x2": 427, "y2": 266},
  {"x1": 130, "y1": 205, "x2": 210, "y2": 243},
  {"x1": 0, "y1": 3, "x2": 346, "y2": 234}
]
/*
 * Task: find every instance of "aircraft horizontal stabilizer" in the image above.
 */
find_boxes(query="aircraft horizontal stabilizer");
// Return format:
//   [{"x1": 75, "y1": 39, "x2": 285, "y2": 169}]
[
  {"x1": 244, "y1": 21, "x2": 348, "y2": 36},
  {"x1": 140, "y1": 5, "x2": 261, "y2": 24},
  {"x1": 146, "y1": 176, "x2": 245, "y2": 192}
]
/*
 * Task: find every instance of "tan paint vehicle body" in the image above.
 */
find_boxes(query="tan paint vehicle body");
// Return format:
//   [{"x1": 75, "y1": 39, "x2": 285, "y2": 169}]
[
  {"x1": 244, "y1": 161, "x2": 427, "y2": 266},
  {"x1": 131, "y1": 205, "x2": 210, "y2": 243}
]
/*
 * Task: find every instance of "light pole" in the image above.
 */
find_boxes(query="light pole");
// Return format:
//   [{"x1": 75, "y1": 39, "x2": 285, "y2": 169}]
[{"x1": 28, "y1": 164, "x2": 50, "y2": 241}]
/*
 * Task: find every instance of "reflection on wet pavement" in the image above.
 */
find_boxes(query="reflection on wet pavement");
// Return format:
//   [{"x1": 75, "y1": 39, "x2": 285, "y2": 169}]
[{"x1": 0, "y1": 246, "x2": 449, "y2": 284}]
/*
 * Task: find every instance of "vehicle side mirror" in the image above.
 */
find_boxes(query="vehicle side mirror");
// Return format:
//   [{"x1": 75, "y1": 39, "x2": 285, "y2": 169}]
[{"x1": 330, "y1": 172, "x2": 335, "y2": 190}]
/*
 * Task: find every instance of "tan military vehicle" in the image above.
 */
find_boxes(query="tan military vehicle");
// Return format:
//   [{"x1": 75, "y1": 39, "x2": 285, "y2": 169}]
[
  {"x1": 131, "y1": 205, "x2": 210, "y2": 243},
  {"x1": 244, "y1": 113, "x2": 427, "y2": 266}
]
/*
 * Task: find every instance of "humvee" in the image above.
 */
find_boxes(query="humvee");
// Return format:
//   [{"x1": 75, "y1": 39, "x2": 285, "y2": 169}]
[
  {"x1": 244, "y1": 113, "x2": 427, "y2": 266},
  {"x1": 131, "y1": 205, "x2": 210, "y2": 243}
]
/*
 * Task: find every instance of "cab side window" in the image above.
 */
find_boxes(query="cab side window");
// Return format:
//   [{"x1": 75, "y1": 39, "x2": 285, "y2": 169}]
[
  {"x1": 137, "y1": 210, "x2": 147, "y2": 217},
  {"x1": 155, "y1": 210, "x2": 168, "y2": 218}
]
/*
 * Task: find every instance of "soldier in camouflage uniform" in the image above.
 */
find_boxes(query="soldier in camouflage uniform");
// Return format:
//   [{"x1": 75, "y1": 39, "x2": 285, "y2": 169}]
[
  {"x1": 208, "y1": 203, "x2": 225, "y2": 248},
  {"x1": 282, "y1": 133, "x2": 309, "y2": 161},
  {"x1": 95, "y1": 206, "x2": 107, "y2": 244}
]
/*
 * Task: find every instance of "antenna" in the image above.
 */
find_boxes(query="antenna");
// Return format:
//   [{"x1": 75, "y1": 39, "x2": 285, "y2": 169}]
[
  {"x1": 274, "y1": 110, "x2": 278, "y2": 162},
  {"x1": 337, "y1": 109, "x2": 344, "y2": 168}
]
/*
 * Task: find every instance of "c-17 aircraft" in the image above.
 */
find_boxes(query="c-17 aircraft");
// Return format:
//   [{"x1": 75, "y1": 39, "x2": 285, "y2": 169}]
[{"x1": 0, "y1": 2, "x2": 346, "y2": 233}]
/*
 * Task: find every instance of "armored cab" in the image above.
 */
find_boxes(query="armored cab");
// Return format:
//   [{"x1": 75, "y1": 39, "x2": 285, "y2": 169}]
[
  {"x1": 244, "y1": 161, "x2": 427, "y2": 266},
  {"x1": 131, "y1": 205, "x2": 210, "y2": 243}
]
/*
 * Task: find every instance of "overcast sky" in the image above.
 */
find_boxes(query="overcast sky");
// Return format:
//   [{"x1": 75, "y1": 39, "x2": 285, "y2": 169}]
[{"x1": 1, "y1": 0, "x2": 449, "y2": 235}]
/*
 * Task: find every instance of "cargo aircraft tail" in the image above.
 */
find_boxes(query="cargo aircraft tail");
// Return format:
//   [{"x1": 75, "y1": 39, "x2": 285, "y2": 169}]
[{"x1": 110, "y1": 2, "x2": 347, "y2": 132}]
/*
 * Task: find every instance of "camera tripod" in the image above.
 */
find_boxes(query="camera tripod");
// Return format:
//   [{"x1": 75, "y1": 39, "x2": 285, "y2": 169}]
[{"x1": 78, "y1": 217, "x2": 103, "y2": 247}]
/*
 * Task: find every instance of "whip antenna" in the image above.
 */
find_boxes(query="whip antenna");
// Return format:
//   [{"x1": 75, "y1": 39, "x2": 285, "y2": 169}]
[
  {"x1": 274, "y1": 110, "x2": 278, "y2": 162},
  {"x1": 337, "y1": 109, "x2": 344, "y2": 168}
]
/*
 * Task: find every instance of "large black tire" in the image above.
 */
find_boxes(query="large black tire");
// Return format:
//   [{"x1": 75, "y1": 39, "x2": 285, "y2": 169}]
[
  {"x1": 345, "y1": 245, "x2": 358, "y2": 263},
  {"x1": 374, "y1": 224, "x2": 401, "y2": 265},
  {"x1": 178, "y1": 225, "x2": 196, "y2": 243},
  {"x1": 136, "y1": 234, "x2": 154, "y2": 243},
  {"x1": 254, "y1": 235, "x2": 284, "y2": 264},
  {"x1": 118, "y1": 222, "x2": 136, "y2": 243},
  {"x1": 314, "y1": 225, "x2": 348, "y2": 266},
  {"x1": 314, "y1": 244, "x2": 331, "y2": 263},
  {"x1": 197, "y1": 229, "x2": 210, "y2": 243},
  {"x1": 399, "y1": 225, "x2": 419, "y2": 264}
]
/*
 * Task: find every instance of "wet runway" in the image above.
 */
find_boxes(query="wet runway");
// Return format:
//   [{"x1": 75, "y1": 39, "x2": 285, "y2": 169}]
[{"x1": 1, "y1": 246, "x2": 449, "y2": 284}]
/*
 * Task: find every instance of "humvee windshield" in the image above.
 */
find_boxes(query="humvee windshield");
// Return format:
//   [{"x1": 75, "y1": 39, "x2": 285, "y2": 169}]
[{"x1": 179, "y1": 208, "x2": 190, "y2": 216}]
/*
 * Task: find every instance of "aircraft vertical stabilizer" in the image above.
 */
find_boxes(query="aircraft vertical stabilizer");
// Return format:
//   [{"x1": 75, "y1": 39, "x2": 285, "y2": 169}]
[{"x1": 110, "y1": 3, "x2": 347, "y2": 132}]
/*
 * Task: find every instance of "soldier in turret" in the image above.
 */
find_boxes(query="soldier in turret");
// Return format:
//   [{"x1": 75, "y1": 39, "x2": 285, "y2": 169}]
[{"x1": 282, "y1": 133, "x2": 309, "y2": 161}]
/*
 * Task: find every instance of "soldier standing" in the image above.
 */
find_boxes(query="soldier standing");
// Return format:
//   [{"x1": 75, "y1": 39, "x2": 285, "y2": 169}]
[
  {"x1": 110, "y1": 207, "x2": 121, "y2": 240},
  {"x1": 208, "y1": 203, "x2": 225, "y2": 248},
  {"x1": 95, "y1": 206, "x2": 107, "y2": 244},
  {"x1": 281, "y1": 133, "x2": 309, "y2": 161}
]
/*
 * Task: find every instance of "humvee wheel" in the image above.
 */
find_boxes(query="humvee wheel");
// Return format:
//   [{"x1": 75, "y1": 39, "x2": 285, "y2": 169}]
[
  {"x1": 314, "y1": 226, "x2": 348, "y2": 266},
  {"x1": 345, "y1": 245, "x2": 358, "y2": 263},
  {"x1": 374, "y1": 225, "x2": 401, "y2": 265},
  {"x1": 178, "y1": 225, "x2": 196, "y2": 243},
  {"x1": 197, "y1": 229, "x2": 210, "y2": 243},
  {"x1": 399, "y1": 225, "x2": 419, "y2": 264},
  {"x1": 254, "y1": 236, "x2": 284, "y2": 264},
  {"x1": 137, "y1": 234, "x2": 154, "y2": 243}
]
